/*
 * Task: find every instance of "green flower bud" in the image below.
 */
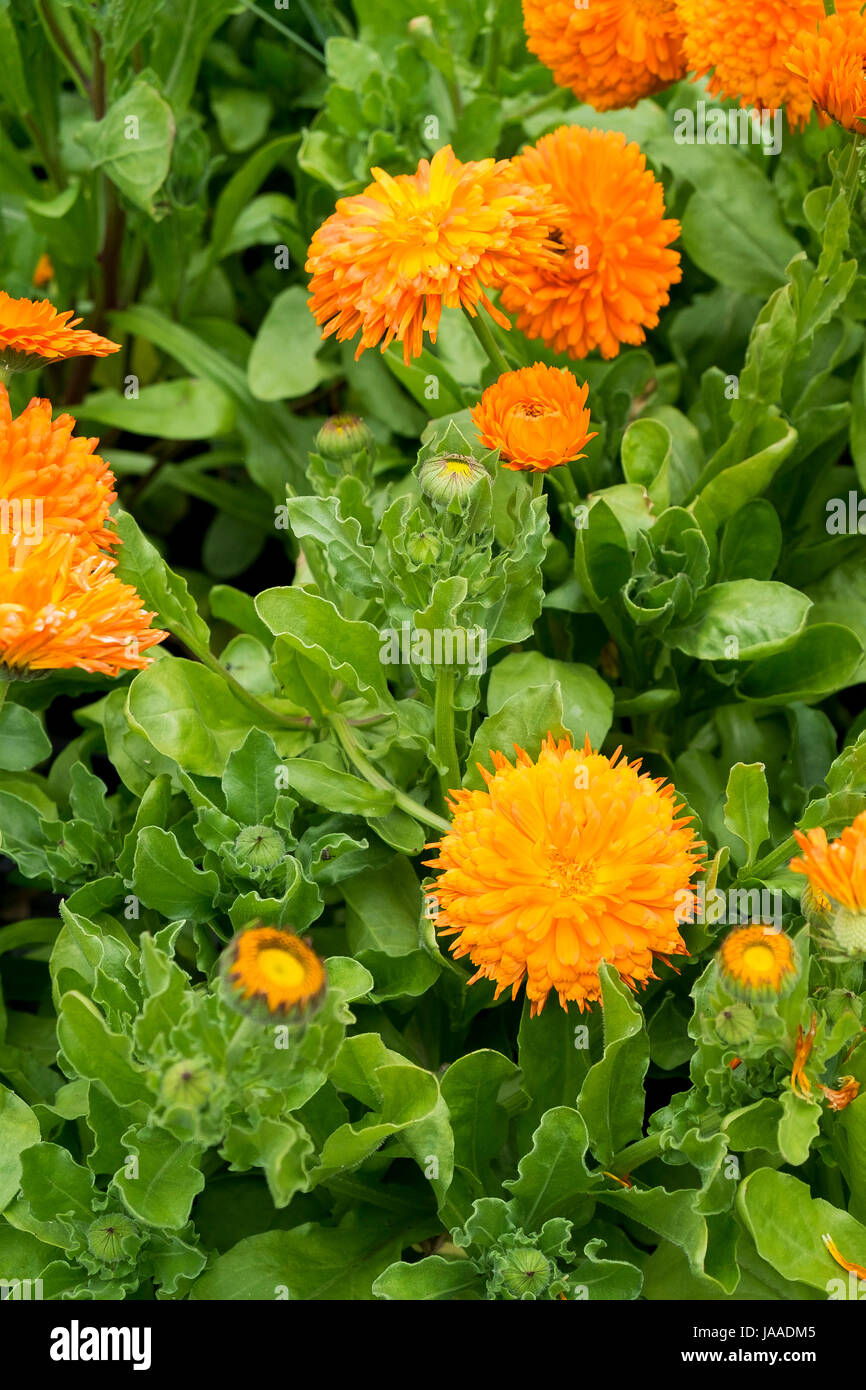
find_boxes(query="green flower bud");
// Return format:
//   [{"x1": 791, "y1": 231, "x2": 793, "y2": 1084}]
[
  {"x1": 405, "y1": 531, "x2": 442, "y2": 565},
  {"x1": 160, "y1": 1058, "x2": 214, "y2": 1109},
  {"x1": 86, "y1": 1214, "x2": 138, "y2": 1265},
  {"x1": 417, "y1": 452, "x2": 487, "y2": 507},
  {"x1": 233, "y1": 825, "x2": 286, "y2": 871},
  {"x1": 829, "y1": 906, "x2": 866, "y2": 956},
  {"x1": 714, "y1": 1002, "x2": 757, "y2": 1046},
  {"x1": 491, "y1": 1246, "x2": 553, "y2": 1300},
  {"x1": 314, "y1": 414, "x2": 374, "y2": 460}
]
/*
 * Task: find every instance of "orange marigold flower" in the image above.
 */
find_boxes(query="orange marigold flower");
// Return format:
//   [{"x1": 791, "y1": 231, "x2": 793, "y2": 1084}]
[
  {"x1": 500, "y1": 127, "x2": 681, "y2": 361},
  {"x1": 676, "y1": 0, "x2": 864, "y2": 131},
  {"x1": 823, "y1": 1233, "x2": 866, "y2": 1279},
  {"x1": 786, "y1": 12, "x2": 866, "y2": 132},
  {"x1": 0, "y1": 292, "x2": 120, "y2": 372},
  {"x1": 819, "y1": 1075, "x2": 861, "y2": 1111},
  {"x1": 718, "y1": 924, "x2": 798, "y2": 1002},
  {"x1": 426, "y1": 733, "x2": 703, "y2": 1015},
  {"x1": 522, "y1": 0, "x2": 687, "y2": 111},
  {"x1": 0, "y1": 385, "x2": 116, "y2": 551},
  {"x1": 791, "y1": 1011, "x2": 818, "y2": 1098},
  {"x1": 471, "y1": 364, "x2": 597, "y2": 473},
  {"x1": 32, "y1": 254, "x2": 54, "y2": 289},
  {"x1": 222, "y1": 924, "x2": 327, "y2": 1019},
  {"x1": 306, "y1": 145, "x2": 564, "y2": 365},
  {"x1": 791, "y1": 812, "x2": 866, "y2": 913},
  {"x1": 0, "y1": 532, "x2": 166, "y2": 677}
]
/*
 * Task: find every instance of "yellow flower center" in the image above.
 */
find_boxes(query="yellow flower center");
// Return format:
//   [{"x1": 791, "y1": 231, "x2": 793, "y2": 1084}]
[
  {"x1": 257, "y1": 948, "x2": 307, "y2": 990},
  {"x1": 549, "y1": 850, "x2": 597, "y2": 897},
  {"x1": 740, "y1": 942, "x2": 777, "y2": 979},
  {"x1": 447, "y1": 460, "x2": 472, "y2": 476}
]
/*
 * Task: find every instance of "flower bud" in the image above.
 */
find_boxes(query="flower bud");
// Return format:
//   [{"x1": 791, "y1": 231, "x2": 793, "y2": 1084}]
[
  {"x1": 405, "y1": 531, "x2": 442, "y2": 565},
  {"x1": 828, "y1": 905, "x2": 866, "y2": 956},
  {"x1": 314, "y1": 414, "x2": 374, "y2": 460},
  {"x1": 417, "y1": 452, "x2": 487, "y2": 507},
  {"x1": 160, "y1": 1058, "x2": 214, "y2": 1110},
  {"x1": 233, "y1": 825, "x2": 286, "y2": 872},
  {"x1": 714, "y1": 1002, "x2": 757, "y2": 1047},
  {"x1": 221, "y1": 923, "x2": 327, "y2": 1021},
  {"x1": 86, "y1": 1214, "x2": 138, "y2": 1265},
  {"x1": 491, "y1": 1246, "x2": 553, "y2": 1300}
]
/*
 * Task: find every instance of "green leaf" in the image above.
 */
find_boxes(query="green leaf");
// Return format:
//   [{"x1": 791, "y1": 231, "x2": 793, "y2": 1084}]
[
  {"x1": 222, "y1": 729, "x2": 281, "y2": 824},
  {"x1": 114, "y1": 508, "x2": 211, "y2": 650},
  {"x1": 777, "y1": 1091, "x2": 822, "y2": 1167},
  {"x1": 112, "y1": 1126, "x2": 205, "y2": 1229},
  {"x1": 666, "y1": 580, "x2": 811, "y2": 659},
  {"x1": 18, "y1": 1144, "x2": 94, "y2": 1224},
  {"x1": 221, "y1": 1115, "x2": 314, "y2": 1209},
  {"x1": 131, "y1": 827, "x2": 220, "y2": 918},
  {"x1": 79, "y1": 380, "x2": 235, "y2": 439},
  {"x1": 581, "y1": 499, "x2": 631, "y2": 601},
  {"x1": 0, "y1": 704, "x2": 50, "y2": 772},
  {"x1": 78, "y1": 79, "x2": 175, "y2": 215},
  {"x1": 248, "y1": 286, "x2": 332, "y2": 400},
  {"x1": 723, "y1": 763, "x2": 770, "y2": 867},
  {"x1": 373, "y1": 1254, "x2": 482, "y2": 1300},
  {"x1": 56, "y1": 993, "x2": 150, "y2": 1109},
  {"x1": 257, "y1": 587, "x2": 396, "y2": 709},
  {"x1": 486, "y1": 652, "x2": 613, "y2": 751},
  {"x1": 719, "y1": 500, "x2": 782, "y2": 581},
  {"x1": 280, "y1": 759, "x2": 395, "y2": 817},
  {"x1": 577, "y1": 963, "x2": 650, "y2": 1166},
  {"x1": 343, "y1": 857, "x2": 440, "y2": 1002},
  {"x1": 738, "y1": 624, "x2": 863, "y2": 703},
  {"x1": 738, "y1": 1168, "x2": 866, "y2": 1293},
  {"x1": 464, "y1": 685, "x2": 567, "y2": 791},
  {"x1": 504, "y1": 1107, "x2": 598, "y2": 1230},
  {"x1": 285, "y1": 496, "x2": 378, "y2": 598},
  {"x1": 441, "y1": 1051, "x2": 527, "y2": 1195},
  {"x1": 621, "y1": 417, "x2": 671, "y2": 510},
  {"x1": 0, "y1": 1086, "x2": 40, "y2": 1213},
  {"x1": 127, "y1": 658, "x2": 256, "y2": 777}
]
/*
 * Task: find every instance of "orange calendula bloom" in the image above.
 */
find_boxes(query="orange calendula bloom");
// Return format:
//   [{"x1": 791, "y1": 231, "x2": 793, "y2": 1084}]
[
  {"x1": 306, "y1": 145, "x2": 564, "y2": 365},
  {"x1": 824, "y1": 1234, "x2": 866, "y2": 1279},
  {"x1": 786, "y1": 12, "x2": 866, "y2": 132},
  {"x1": 718, "y1": 925, "x2": 798, "y2": 1002},
  {"x1": 0, "y1": 386, "x2": 117, "y2": 551},
  {"x1": 500, "y1": 127, "x2": 681, "y2": 361},
  {"x1": 791, "y1": 1012, "x2": 818, "y2": 1098},
  {"x1": 471, "y1": 364, "x2": 597, "y2": 473},
  {"x1": 0, "y1": 532, "x2": 166, "y2": 677},
  {"x1": 426, "y1": 734, "x2": 702, "y2": 1015},
  {"x1": 791, "y1": 812, "x2": 866, "y2": 912},
  {"x1": 222, "y1": 925, "x2": 327, "y2": 1018},
  {"x1": 819, "y1": 1076, "x2": 861, "y2": 1112},
  {"x1": 522, "y1": 0, "x2": 687, "y2": 111},
  {"x1": 32, "y1": 255, "x2": 54, "y2": 289},
  {"x1": 676, "y1": 0, "x2": 864, "y2": 131},
  {"x1": 0, "y1": 292, "x2": 120, "y2": 372}
]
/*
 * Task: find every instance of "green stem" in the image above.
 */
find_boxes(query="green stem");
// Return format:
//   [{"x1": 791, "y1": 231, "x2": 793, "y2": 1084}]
[
  {"x1": 0, "y1": 679, "x2": 9, "y2": 718},
  {"x1": 238, "y1": 0, "x2": 326, "y2": 62},
  {"x1": 465, "y1": 308, "x2": 511, "y2": 377},
  {"x1": 482, "y1": 16, "x2": 501, "y2": 91},
  {"x1": 608, "y1": 1132, "x2": 663, "y2": 1178},
  {"x1": 177, "y1": 629, "x2": 314, "y2": 731},
  {"x1": 434, "y1": 667, "x2": 461, "y2": 805},
  {"x1": 530, "y1": 472, "x2": 545, "y2": 501},
  {"x1": 37, "y1": 0, "x2": 90, "y2": 100},
  {"x1": 330, "y1": 712, "x2": 452, "y2": 836}
]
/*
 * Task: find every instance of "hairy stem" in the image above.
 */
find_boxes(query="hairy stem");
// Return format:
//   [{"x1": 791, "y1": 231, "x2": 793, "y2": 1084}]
[
  {"x1": 434, "y1": 667, "x2": 461, "y2": 806},
  {"x1": 329, "y1": 712, "x2": 452, "y2": 835},
  {"x1": 465, "y1": 308, "x2": 511, "y2": 377}
]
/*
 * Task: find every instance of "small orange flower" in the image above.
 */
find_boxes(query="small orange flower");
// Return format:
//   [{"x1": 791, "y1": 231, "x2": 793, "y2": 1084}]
[
  {"x1": 0, "y1": 386, "x2": 117, "y2": 551},
  {"x1": 786, "y1": 12, "x2": 866, "y2": 132},
  {"x1": 676, "y1": 0, "x2": 864, "y2": 131},
  {"x1": 819, "y1": 1076, "x2": 860, "y2": 1111},
  {"x1": 0, "y1": 292, "x2": 120, "y2": 372},
  {"x1": 306, "y1": 145, "x2": 564, "y2": 365},
  {"x1": 791, "y1": 813, "x2": 866, "y2": 913},
  {"x1": 522, "y1": 0, "x2": 687, "y2": 111},
  {"x1": 718, "y1": 925, "x2": 798, "y2": 1002},
  {"x1": 500, "y1": 127, "x2": 681, "y2": 361},
  {"x1": 471, "y1": 364, "x2": 597, "y2": 473},
  {"x1": 0, "y1": 532, "x2": 166, "y2": 677},
  {"x1": 222, "y1": 925, "x2": 327, "y2": 1018},
  {"x1": 426, "y1": 733, "x2": 702, "y2": 1014},
  {"x1": 823, "y1": 1233, "x2": 866, "y2": 1279},
  {"x1": 791, "y1": 1012, "x2": 818, "y2": 1098},
  {"x1": 32, "y1": 255, "x2": 54, "y2": 289}
]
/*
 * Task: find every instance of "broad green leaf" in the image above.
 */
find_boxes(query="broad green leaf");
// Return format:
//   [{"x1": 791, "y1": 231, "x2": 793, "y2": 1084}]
[
  {"x1": 441, "y1": 1051, "x2": 527, "y2": 1195},
  {"x1": 577, "y1": 963, "x2": 650, "y2": 1166},
  {"x1": 373, "y1": 1254, "x2": 482, "y2": 1300},
  {"x1": 343, "y1": 857, "x2": 440, "y2": 1002},
  {"x1": 78, "y1": 79, "x2": 174, "y2": 214},
  {"x1": 112, "y1": 1126, "x2": 205, "y2": 1229},
  {"x1": 486, "y1": 652, "x2": 613, "y2": 751},
  {"x1": 723, "y1": 762, "x2": 770, "y2": 867},
  {"x1": 504, "y1": 1107, "x2": 598, "y2": 1230},
  {"x1": 666, "y1": 580, "x2": 811, "y2": 659},
  {"x1": 127, "y1": 659, "x2": 256, "y2": 777},
  {"x1": 222, "y1": 729, "x2": 281, "y2": 824},
  {"x1": 463, "y1": 684, "x2": 567, "y2": 791},
  {"x1": 114, "y1": 509, "x2": 212, "y2": 650},
  {"x1": 0, "y1": 1086, "x2": 40, "y2": 1213},
  {"x1": 738, "y1": 624, "x2": 863, "y2": 703},
  {"x1": 738, "y1": 1168, "x2": 866, "y2": 1293},
  {"x1": 79, "y1": 380, "x2": 235, "y2": 439},
  {"x1": 257, "y1": 587, "x2": 396, "y2": 709},
  {"x1": 131, "y1": 827, "x2": 220, "y2": 919},
  {"x1": 621, "y1": 417, "x2": 671, "y2": 510},
  {"x1": 0, "y1": 704, "x2": 50, "y2": 772},
  {"x1": 56, "y1": 993, "x2": 150, "y2": 1109},
  {"x1": 248, "y1": 286, "x2": 332, "y2": 400}
]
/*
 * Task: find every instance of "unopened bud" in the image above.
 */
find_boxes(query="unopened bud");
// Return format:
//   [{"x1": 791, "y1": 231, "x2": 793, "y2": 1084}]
[
  {"x1": 233, "y1": 825, "x2": 286, "y2": 871},
  {"x1": 314, "y1": 414, "x2": 374, "y2": 460}
]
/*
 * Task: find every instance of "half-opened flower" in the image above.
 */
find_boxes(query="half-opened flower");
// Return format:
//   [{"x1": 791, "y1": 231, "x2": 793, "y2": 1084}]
[
  {"x1": 426, "y1": 734, "x2": 702, "y2": 1014},
  {"x1": 717, "y1": 924, "x2": 798, "y2": 1001},
  {"x1": 471, "y1": 364, "x2": 596, "y2": 472},
  {"x1": 791, "y1": 813, "x2": 866, "y2": 956},
  {"x1": 221, "y1": 924, "x2": 327, "y2": 1019},
  {"x1": 0, "y1": 291, "x2": 120, "y2": 372}
]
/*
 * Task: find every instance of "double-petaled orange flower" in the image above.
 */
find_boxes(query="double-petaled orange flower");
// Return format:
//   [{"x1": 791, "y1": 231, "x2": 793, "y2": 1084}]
[
  {"x1": 0, "y1": 532, "x2": 166, "y2": 677},
  {"x1": 426, "y1": 734, "x2": 702, "y2": 1014},
  {"x1": 676, "y1": 0, "x2": 864, "y2": 131},
  {"x1": 306, "y1": 145, "x2": 564, "y2": 365},
  {"x1": 522, "y1": 0, "x2": 687, "y2": 111},
  {"x1": 0, "y1": 292, "x2": 120, "y2": 373},
  {"x1": 500, "y1": 127, "x2": 681, "y2": 361},
  {"x1": 787, "y1": 11, "x2": 866, "y2": 133},
  {"x1": 0, "y1": 386, "x2": 116, "y2": 551},
  {"x1": 471, "y1": 364, "x2": 596, "y2": 472},
  {"x1": 791, "y1": 813, "x2": 866, "y2": 913}
]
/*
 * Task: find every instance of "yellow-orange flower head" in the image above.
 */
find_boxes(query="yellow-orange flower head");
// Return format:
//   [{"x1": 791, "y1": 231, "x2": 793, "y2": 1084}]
[
  {"x1": 426, "y1": 734, "x2": 702, "y2": 1014},
  {"x1": 787, "y1": 11, "x2": 866, "y2": 133},
  {"x1": 0, "y1": 292, "x2": 120, "y2": 372},
  {"x1": 791, "y1": 812, "x2": 866, "y2": 913},
  {"x1": 500, "y1": 127, "x2": 682, "y2": 361},
  {"x1": 222, "y1": 925, "x2": 327, "y2": 1019},
  {"x1": 306, "y1": 145, "x2": 564, "y2": 365},
  {"x1": 0, "y1": 386, "x2": 117, "y2": 551},
  {"x1": 676, "y1": 0, "x2": 864, "y2": 131},
  {"x1": 0, "y1": 532, "x2": 166, "y2": 677},
  {"x1": 471, "y1": 364, "x2": 597, "y2": 473},
  {"x1": 718, "y1": 924, "x2": 798, "y2": 1002},
  {"x1": 522, "y1": 0, "x2": 686, "y2": 111}
]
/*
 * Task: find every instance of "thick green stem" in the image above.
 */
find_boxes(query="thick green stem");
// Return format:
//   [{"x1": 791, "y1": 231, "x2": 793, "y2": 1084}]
[
  {"x1": 434, "y1": 667, "x2": 461, "y2": 805},
  {"x1": 608, "y1": 1132, "x2": 663, "y2": 1178},
  {"x1": 530, "y1": 472, "x2": 545, "y2": 501},
  {"x1": 330, "y1": 712, "x2": 452, "y2": 836},
  {"x1": 465, "y1": 308, "x2": 511, "y2": 377},
  {"x1": 0, "y1": 679, "x2": 9, "y2": 718}
]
